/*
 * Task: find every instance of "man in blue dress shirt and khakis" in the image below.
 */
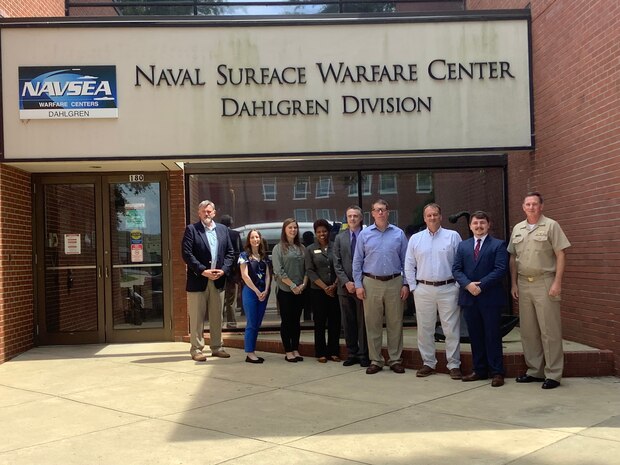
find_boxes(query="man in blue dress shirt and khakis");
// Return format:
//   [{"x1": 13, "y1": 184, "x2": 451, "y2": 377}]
[
  {"x1": 353, "y1": 199, "x2": 409, "y2": 374},
  {"x1": 405, "y1": 203, "x2": 463, "y2": 379}
]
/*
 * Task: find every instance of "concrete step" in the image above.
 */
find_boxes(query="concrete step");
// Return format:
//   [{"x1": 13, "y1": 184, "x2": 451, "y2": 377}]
[{"x1": 190, "y1": 326, "x2": 615, "y2": 377}]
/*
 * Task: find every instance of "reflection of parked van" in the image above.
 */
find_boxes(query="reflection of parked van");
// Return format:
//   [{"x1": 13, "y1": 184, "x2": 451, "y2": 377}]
[{"x1": 234, "y1": 222, "x2": 315, "y2": 252}]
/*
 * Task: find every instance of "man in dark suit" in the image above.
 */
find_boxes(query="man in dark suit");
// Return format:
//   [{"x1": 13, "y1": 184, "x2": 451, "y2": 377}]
[
  {"x1": 220, "y1": 214, "x2": 242, "y2": 329},
  {"x1": 182, "y1": 200, "x2": 234, "y2": 362},
  {"x1": 333, "y1": 205, "x2": 369, "y2": 367},
  {"x1": 452, "y1": 211, "x2": 509, "y2": 387}
]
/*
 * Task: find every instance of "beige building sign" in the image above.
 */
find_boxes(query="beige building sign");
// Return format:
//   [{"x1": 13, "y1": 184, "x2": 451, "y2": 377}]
[{"x1": 1, "y1": 17, "x2": 532, "y2": 160}]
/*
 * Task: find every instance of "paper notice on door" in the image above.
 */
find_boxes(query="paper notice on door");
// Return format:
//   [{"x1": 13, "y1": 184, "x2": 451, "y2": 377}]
[
  {"x1": 64, "y1": 234, "x2": 81, "y2": 255},
  {"x1": 125, "y1": 202, "x2": 146, "y2": 230},
  {"x1": 131, "y1": 244, "x2": 144, "y2": 263}
]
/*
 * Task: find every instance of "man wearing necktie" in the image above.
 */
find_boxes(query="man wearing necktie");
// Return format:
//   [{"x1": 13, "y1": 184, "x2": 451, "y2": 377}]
[
  {"x1": 453, "y1": 211, "x2": 509, "y2": 387},
  {"x1": 333, "y1": 205, "x2": 369, "y2": 367}
]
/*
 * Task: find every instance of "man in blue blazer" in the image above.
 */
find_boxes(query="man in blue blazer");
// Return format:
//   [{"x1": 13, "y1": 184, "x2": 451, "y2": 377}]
[
  {"x1": 182, "y1": 200, "x2": 234, "y2": 362},
  {"x1": 452, "y1": 211, "x2": 509, "y2": 387}
]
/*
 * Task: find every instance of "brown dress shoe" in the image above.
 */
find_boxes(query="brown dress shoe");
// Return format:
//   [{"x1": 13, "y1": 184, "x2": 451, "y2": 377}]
[
  {"x1": 192, "y1": 353, "x2": 207, "y2": 362},
  {"x1": 491, "y1": 375, "x2": 505, "y2": 387},
  {"x1": 366, "y1": 364, "x2": 383, "y2": 374},
  {"x1": 416, "y1": 365, "x2": 436, "y2": 377},
  {"x1": 449, "y1": 368, "x2": 463, "y2": 380},
  {"x1": 390, "y1": 363, "x2": 405, "y2": 374},
  {"x1": 211, "y1": 350, "x2": 231, "y2": 358},
  {"x1": 462, "y1": 372, "x2": 487, "y2": 382}
]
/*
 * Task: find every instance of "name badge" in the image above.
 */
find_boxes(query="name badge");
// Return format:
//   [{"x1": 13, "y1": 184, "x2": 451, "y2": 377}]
[{"x1": 314, "y1": 249, "x2": 322, "y2": 254}]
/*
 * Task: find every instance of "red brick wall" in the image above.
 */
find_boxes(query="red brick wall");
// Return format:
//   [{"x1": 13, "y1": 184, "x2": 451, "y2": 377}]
[
  {"x1": 66, "y1": 0, "x2": 119, "y2": 17},
  {"x1": 169, "y1": 171, "x2": 188, "y2": 341},
  {"x1": 0, "y1": 0, "x2": 65, "y2": 17},
  {"x1": 469, "y1": 0, "x2": 620, "y2": 374},
  {"x1": 0, "y1": 166, "x2": 33, "y2": 363}
]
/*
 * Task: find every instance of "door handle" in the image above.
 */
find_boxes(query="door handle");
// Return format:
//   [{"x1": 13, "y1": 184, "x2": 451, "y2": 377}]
[
  {"x1": 98, "y1": 266, "x2": 102, "y2": 278},
  {"x1": 105, "y1": 266, "x2": 109, "y2": 278}
]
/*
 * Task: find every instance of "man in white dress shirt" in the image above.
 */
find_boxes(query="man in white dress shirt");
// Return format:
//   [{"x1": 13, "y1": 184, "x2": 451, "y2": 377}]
[{"x1": 404, "y1": 203, "x2": 462, "y2": 379}]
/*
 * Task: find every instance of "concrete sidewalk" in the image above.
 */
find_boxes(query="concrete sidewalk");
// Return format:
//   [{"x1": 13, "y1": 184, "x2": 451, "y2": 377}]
[{"x1": 1, "y1": 343, "x2": 619, "y2": 465}]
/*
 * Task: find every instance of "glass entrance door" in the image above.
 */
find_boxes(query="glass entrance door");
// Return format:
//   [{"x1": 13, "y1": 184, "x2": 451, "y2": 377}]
[
  {"x1": 35, "y1": 178, "x2": 104, "y2": 344},
  {"x1": 34, "y1": 174, "x2": 170, "y2": 344},
  {"x1": 104, "y1": 176, "x2": 168, "y2": 342}
]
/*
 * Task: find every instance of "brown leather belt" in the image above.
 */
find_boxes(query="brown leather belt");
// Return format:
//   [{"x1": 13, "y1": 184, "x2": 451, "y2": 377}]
[
  {"x1": 363, "y1": 272, "x2": 401, "y2": 282},
  {"x1": 416, "y1": 279, "x2": 456, "y2": 286}
]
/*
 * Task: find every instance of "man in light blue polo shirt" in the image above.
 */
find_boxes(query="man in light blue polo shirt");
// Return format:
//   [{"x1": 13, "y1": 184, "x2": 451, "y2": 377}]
[{"x1": 353, "y1": 199, "x2": 409, "y2": 374}]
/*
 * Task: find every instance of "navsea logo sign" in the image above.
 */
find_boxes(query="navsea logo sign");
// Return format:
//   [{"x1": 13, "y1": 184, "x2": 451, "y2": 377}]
[{"x1": 19, "y1": 66, "x2": 118, "y2": 119}]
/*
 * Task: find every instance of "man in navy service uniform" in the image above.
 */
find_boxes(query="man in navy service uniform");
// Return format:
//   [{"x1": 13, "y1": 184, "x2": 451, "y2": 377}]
[{"x1": 508, "y1": 192, "x2": 570, "y2": 390}]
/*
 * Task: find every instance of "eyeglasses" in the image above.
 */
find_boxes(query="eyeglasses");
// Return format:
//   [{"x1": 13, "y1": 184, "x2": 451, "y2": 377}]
[{"x1": 372, "y1": 208, "x2": 387, "y2": 213}]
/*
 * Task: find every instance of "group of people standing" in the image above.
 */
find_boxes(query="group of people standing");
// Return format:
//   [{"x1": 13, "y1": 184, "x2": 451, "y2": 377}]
[
  {"x1": 272, "y1": 212, "x2": 368, "y2": 365},
  {"x1": 182, "y1": 191, "x2": 570, "y2": 390}
]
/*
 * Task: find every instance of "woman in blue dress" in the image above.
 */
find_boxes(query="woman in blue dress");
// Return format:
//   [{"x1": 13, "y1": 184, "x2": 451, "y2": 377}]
[{"x1": 238, "y1": 229, "x2": 271, "y2": 364}]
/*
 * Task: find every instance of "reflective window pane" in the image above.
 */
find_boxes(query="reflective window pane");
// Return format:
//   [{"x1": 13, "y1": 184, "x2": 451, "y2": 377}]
[
  {"x1": 189, "y1": 167, "x2": 505, "y2": 331},
  {"x1": 44, "y1": 184, "x2": 98, "y2": 332},
  {"x1": 109, "y1": 182, "x2": 164, "y2": 329}
]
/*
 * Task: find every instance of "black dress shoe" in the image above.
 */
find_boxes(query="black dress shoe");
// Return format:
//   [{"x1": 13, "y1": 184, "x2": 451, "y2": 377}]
[
  {"x1": 359, "y1": 358, "x2": 371, "y2": 368},
  {"x1": 515, "y1": 374, "x2": 545, "y2": 383},
  {"x1": 285, "y1": 356, "x2": 298, "y2": 363},
  {"x1": 541, "y1": 379, "x2": 560, "y2": 389},
  {"x1": 245, "y1": 356, "x2": 263, "y2": 364},
  {"x1": 343, "y1": 357, "x2": 358, "y2": 367},
  {"x1": 295, "y1": 356, "x2": 304, "y2": 362}
]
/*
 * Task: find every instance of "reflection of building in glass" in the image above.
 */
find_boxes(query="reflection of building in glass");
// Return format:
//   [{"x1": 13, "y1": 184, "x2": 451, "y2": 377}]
[{"x1": 189, "y1": 168, "x2": 505, "y2": 240}]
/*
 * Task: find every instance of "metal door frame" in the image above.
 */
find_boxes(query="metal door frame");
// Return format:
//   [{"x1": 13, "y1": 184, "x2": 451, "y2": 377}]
[
  {"x1": 102, "y1": 173, "x2": 171, "y2": 343},
  {"x1": 33, "y1": 173, "x2": 171, "y2": 345}
]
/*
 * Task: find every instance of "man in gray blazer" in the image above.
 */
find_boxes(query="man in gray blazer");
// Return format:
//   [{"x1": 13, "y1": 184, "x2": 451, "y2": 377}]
[
  {"x1": 333, "y1": 205, "x2": 369, "y2": 367},
  {"x1": 182, "y1": 200, "x2": 234, "y2": 362}
]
